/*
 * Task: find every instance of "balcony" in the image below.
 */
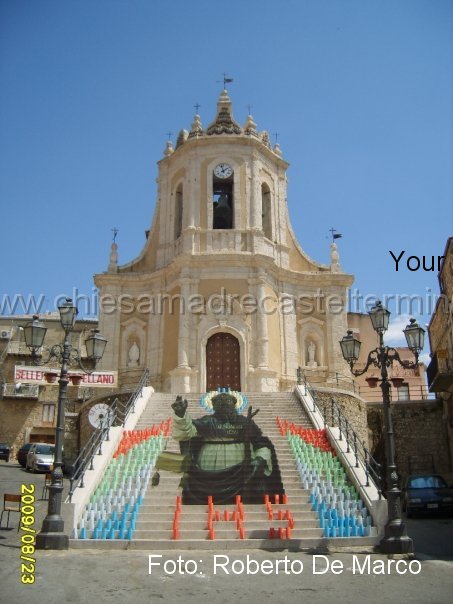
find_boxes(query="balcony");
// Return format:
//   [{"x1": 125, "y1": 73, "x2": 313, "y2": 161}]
[
  {"x1": 427, "y1": 352, "x2": 453, "y2": 393},
  {"x1": 2, "y1": 383, "x2": 40, "y2": 399}
]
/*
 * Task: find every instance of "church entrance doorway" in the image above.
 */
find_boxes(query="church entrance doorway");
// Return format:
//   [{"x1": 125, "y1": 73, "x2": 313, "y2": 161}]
[{"x1": 206, "y1": 333, "x2": 241, "y2": 392}]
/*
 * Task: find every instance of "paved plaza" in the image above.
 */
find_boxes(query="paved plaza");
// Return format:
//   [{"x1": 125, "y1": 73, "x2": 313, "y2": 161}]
[{"x1": 1, "y1": 461, "x2": 453, "y2": 604}]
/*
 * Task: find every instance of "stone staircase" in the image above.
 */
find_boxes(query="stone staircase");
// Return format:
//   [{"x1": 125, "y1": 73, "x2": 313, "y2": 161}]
[
  {"x1": 128, "y1": 392, "x2": 326, "y2": 548},
  {"x1": 71, "y1": 391, "x2": 379, "y2": 550}
]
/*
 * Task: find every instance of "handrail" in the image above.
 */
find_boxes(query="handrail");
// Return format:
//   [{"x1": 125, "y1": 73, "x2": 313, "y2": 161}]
[
  {"x1": 66, "y1": 368, "x2": 149, "y2": 501},
  {"x1": 297, "y1": 370, "x2": 383, "y2": 498},
  {"x1": 296, "y1": 366, "x2": 434, "y2": 401}
]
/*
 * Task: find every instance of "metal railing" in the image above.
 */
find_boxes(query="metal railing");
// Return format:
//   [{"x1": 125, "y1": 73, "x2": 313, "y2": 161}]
[
  {"x1": 296, "y1": 365, "x2": 434, "y2": 402},
  {"x1": 66, "y1": 368, "x2": 149, "y2": 501},
  {"x1": 297, "y1": 371, "x2": 383, "y2": 498}
]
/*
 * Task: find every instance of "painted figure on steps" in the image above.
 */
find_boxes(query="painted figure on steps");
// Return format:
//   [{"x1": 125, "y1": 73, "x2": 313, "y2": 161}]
[{"x1": 171, "y1": 392, "x2": 283, "y2": 504}]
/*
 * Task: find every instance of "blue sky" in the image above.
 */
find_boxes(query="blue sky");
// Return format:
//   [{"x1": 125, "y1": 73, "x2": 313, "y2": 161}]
[{"x1": 0, "y1": 0, "x2": 452, "y2": 354}]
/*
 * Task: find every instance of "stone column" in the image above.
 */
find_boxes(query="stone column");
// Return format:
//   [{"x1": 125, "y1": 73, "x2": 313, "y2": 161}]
[
  {"x1": 170, "y1": 275, "x2": 198, "y2": 393},
  {"x1": 281, "y1": 297, "x2": 299, "y2": 383},
  {"x1": 97, "y1": 283, "x2": 121, "y2": 372},
  {"x1": 249, "y1": 274, "x2": 269, "y2": 368},
  {"x1": 148, "y1": 284, "x2": 164, "y2": 389},
  {"x1": 325, "y1": 286, "x2": 350, "y2": 378},
  {"x1": 249, "y1": 157, "x2": 261, "y2": 230},
  {"x1": 178, "y1": 277, "x2": 191, "y2": 368}
]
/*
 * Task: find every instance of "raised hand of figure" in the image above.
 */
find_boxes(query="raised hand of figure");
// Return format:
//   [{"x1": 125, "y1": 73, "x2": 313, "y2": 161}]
[
  {"x1": 171, "y1": 395, "x2": 188, "y2": 418},
  {"x1": 244, "y1": 405, "x2": 260, "y2": 439}
]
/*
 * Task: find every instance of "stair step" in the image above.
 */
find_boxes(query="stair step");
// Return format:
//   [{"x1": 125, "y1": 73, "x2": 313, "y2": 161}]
[{"x1": 132, "y1": 528, "x2": 324, "y2": 540}]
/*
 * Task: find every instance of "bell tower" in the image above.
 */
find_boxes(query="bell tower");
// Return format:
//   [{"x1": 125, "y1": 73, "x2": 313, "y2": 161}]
[{"x1": 95, "y1": 89, "x2": 353, "y2": 393}]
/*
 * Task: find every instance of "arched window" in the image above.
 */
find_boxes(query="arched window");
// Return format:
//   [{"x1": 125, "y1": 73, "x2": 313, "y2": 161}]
[
  {"x1": 261, "y1": 183, "x2": 272, "y2": 239},
  {"x1": 213, "y1": 165, "x2": 234, "y2": 229},
  {"x1": 175, "y1": 184, "x2": 183, "y2": 239}
]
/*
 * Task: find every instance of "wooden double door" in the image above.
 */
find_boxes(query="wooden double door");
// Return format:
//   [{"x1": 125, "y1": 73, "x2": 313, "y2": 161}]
[{"x1": 206, "y1": 333, "x2": 241, "y2": 391}]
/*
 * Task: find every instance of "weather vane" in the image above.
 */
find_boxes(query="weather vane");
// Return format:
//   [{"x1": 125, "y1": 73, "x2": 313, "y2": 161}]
[
  {"x1": 329, "y1": 227, "x2": 342, "y2": 242},
  {"x1": 217, "y1": 73, "x2": 234, "y2": 88}
]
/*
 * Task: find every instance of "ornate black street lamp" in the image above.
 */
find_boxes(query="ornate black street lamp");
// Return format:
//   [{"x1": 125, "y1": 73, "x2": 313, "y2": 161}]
[
  {"x1": 339, "y1": 301, "x2": 425, "y2": 555},
  {"x1": 23, "y1": 298, "x2": 107, "y2": 550}
]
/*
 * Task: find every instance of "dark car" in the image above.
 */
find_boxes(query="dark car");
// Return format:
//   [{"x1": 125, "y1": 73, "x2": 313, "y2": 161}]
[
  {"x1": 16, "y1": 443, "x2": 33, "y2": 467},
  {"x1": 0, "y1": 442, "x2": 11, "y2": 461},
  {"x1": 404, "y1": 474, "x2": 453, "y2": 517}
]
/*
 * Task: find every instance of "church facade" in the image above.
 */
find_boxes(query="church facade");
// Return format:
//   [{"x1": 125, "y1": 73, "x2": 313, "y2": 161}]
[{"x1": 94, "y1": 90, "x2": 353, "y2": 393}]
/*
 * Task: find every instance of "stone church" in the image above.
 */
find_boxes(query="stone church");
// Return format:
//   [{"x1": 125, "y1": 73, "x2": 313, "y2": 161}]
[{"x1": 95, "y1": 89, "x2": 353, "y2": 393}]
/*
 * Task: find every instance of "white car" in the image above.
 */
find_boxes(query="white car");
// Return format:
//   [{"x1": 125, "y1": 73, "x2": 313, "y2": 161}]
[{"x1": 26, "y1": 443, "x2": 55, "y2": 472}]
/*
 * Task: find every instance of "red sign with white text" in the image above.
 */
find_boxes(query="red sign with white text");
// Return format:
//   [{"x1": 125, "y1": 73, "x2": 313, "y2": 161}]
[{"x1": 14, "y1": 366, "x2": 118, "y2": 388}]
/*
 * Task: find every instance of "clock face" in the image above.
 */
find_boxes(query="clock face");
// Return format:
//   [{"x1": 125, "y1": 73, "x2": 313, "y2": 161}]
[
  {"x1": 88, "y1": 403, "x2": 111, "y2": 428},
  {"x1": 214, "y1": 163, "x2": 233, "y2": 179}
]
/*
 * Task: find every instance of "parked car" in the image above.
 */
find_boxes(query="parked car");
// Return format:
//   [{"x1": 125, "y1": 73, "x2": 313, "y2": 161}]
[
  {"x1": 16, "y1": 443, "x2": 33, "y2": 467},
  {"x1": 26, "y1": 443, "x2": 55, "y2": 473},
  {"x1": 403, "y1": 474, "x2": 453, "y2": 517},
  {"x1": 0, "y1": 442, "x2": 11, "y2": 461}
]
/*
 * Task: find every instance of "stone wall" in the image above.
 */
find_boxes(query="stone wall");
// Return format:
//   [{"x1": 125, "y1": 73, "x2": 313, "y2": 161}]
[
  {"x1": 313, "y1": 388, "x2": 369, "y2": 449},
  {"x1": 367, "y1": 399, "x2": 451, "y2": 483}
]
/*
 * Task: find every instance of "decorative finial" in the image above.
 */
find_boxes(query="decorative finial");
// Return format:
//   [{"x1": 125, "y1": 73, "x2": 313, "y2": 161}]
[
  {"x1": 330, "y1": 239, "x2": 342, "y2": 273},
  {"x1": 273, "y1": 142, "x2": 282, "y2": 156},
  {"x1": 206, "y1": 87, "x2": 242, "y2": 136},
  {"x1": 244, "y1": 114, "x2": 258, "y2": 137},
  {"x1": 164, "y1": 140, "x2": 174, "y2": 156},
  {"x1": 189, "y1": 113, "x2": 204, "y2": 139},
  {"x1": 260, "y1": 130, "x2": 272, "y2": 149},
  {"x1": 194, "y1": 103, "x2": 201, "y2": 114},
  {"x1": 176, "y1": 129, "x2": 189, "y2": 148},
  {"x1": 108, "y1": 230, "x2": 118, "y2": 273}
]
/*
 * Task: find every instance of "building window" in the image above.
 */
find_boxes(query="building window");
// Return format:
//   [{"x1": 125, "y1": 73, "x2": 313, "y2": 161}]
[
  {"x1": 261, "y1": 183, "x2": 272, "y2": 239},
  {"x1": 42, "y1": 404, "x2": 55, "y2": 424},
  {"x1": 175, "y1": 184, "x2": 183, "y2": 239},
  {"x1": 397, "y1": 384, "x2": 410, "y2": 401},
  {"x1": 213, "y1": 167, "x2": 234, "y2": 229}
]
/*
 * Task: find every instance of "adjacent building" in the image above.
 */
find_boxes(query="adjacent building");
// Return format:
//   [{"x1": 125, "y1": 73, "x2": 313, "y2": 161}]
[{"x1": 427, "y1": 236, "x2": 453, "y2": 468}]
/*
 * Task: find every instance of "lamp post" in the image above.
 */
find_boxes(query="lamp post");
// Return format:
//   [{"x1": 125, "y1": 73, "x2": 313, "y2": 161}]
[
  {"x1": 339, "y1": 301, "x2": 425, "y2": 555},
  {"x1": 23, "y1": 299, "x2": 107, "y2": 550}
]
